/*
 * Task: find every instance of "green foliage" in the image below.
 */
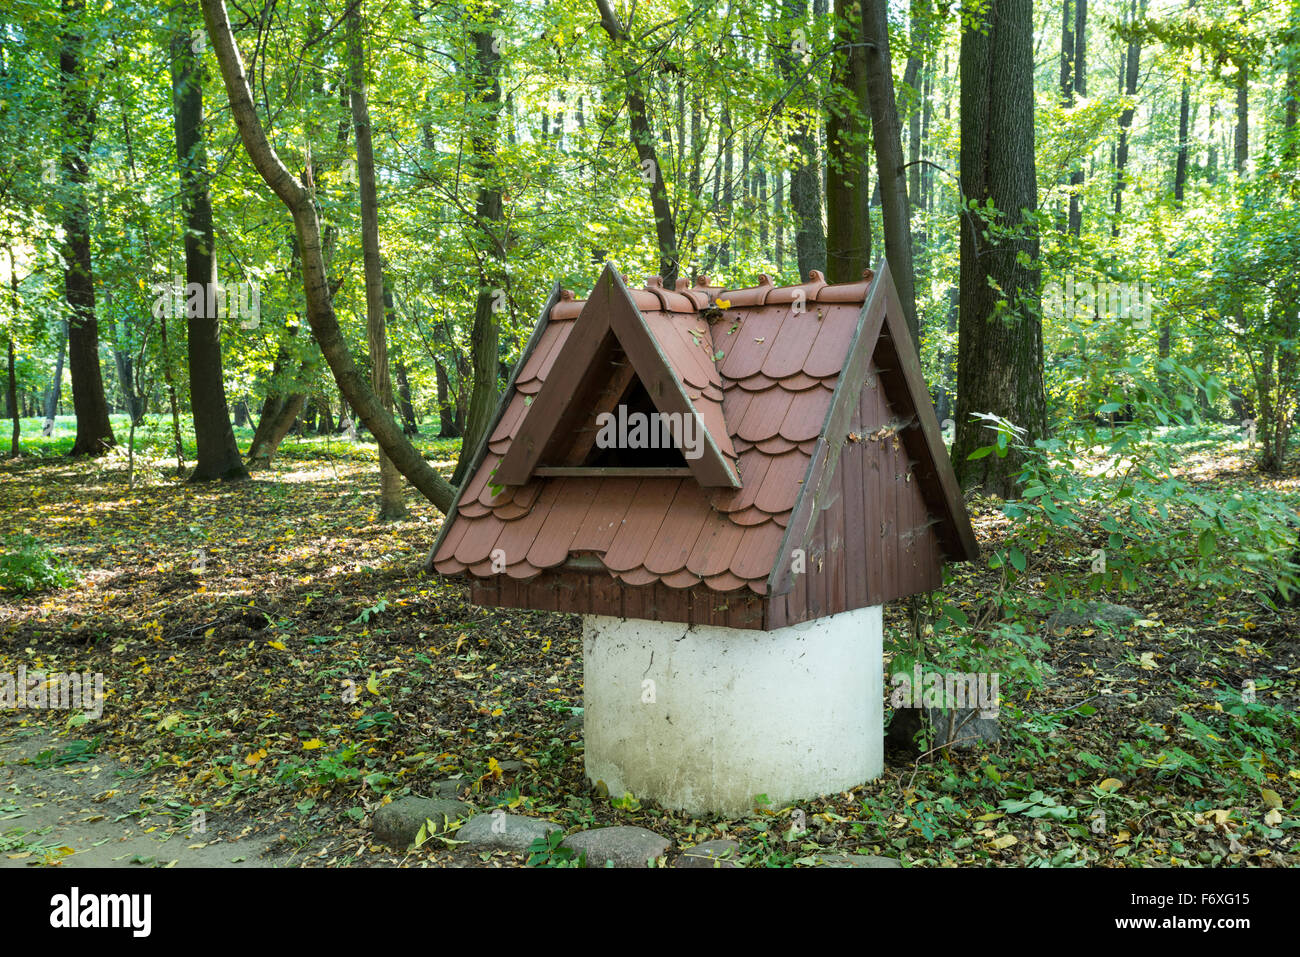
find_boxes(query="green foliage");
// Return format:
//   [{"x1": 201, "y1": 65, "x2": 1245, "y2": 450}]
[
  {"x1": 525, "y1": 828, "x2": 579, "y2": 868},
  {"x1": 0, "y1": 533, "x2": 76, "y2": 595}
]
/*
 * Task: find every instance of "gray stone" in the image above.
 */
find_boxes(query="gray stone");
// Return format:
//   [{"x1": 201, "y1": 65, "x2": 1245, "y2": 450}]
[
  {"x1": 495, "y1": 760, "x2": 526, "y2": 774},
  {"x1": 372, "y1": 797, "x2": 470, "y2": 849},
  {"x1": 433, "y1": 777, "x2": 473, "y2": 799},
  {"x1": 562, "y1": 826, "x2": 671, "y2": 868},
  {"x1": 675, "y1": 839, "x2": 742, "y2": 868},
  {"x1": 456, "y1": 812, "x2": 560, "y2": 852},
  {"x1": 814, "y1": 853, "x2": 902, "y2": 868},
  {"x1": 1047, "y1": 601, "x2": 1141, "y2": 631},
  {"x1": 927, "y1": 707, "x2": 1000, "y2": 749}
]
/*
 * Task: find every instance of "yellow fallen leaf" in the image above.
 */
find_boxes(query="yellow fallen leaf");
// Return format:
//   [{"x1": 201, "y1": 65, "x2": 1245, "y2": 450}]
[
  {"x1": 244, "y1": 748, "x2": 267, "y2": 766},
  {"x1": 991, "y1": 834, "x2": 1017, "y2": 850},
  {"x1": 267, "y1": 640, "x2": 287, "y2": 651},
  {"x1": 366, "y1": 673, "x2": 381, "y2": 695},
  {"x1": 1113, "y1": 830, "x2": 1131, "y2": 845},
  {"x1": 1261, "y1": 789, "x2": 1282, "y2": 809},
  {"x1": 1139, "y1": 652, "x2": 1156, "y2": 670},
  {"x1": 302, "y1": 739, "x2": 324, "y2": 751},
  {"x1": 976, "y1": 812, "x2": 1003, "y2": 822},
  {"x1": 1264, "y1": 809, "x2": 1282, "y2": 826},
  {"x1": 1098, "y1": 778, "x2": 1123, "y2": 793}
]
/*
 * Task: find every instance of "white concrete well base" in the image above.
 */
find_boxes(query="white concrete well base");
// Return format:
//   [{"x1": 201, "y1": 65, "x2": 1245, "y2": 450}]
[{"x1": 582, "y1": 605, "x2": 883, "y2": 817}]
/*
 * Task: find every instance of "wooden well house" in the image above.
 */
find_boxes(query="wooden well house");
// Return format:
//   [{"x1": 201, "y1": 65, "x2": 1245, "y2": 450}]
[{"x1": 429, "y1": 261, "x2": 977, "y2": 815}]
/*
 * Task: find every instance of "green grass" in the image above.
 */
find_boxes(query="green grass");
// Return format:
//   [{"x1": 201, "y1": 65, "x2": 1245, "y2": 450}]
[{"x1": 7, "y1": 413, "x2": 463, "y2": 468}]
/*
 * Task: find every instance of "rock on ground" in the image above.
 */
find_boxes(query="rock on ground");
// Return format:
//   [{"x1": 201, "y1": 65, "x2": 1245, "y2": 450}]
[
  {"x1": 928, "y1": 707, "x2": 1000, "y2": 749},
  {"x1": 675, "y1": 839, "x2": 742, "y2": 868},
  {"x1": 813, "y1": 853, "x2": 902, "y2": 868},
  {"x1": 1047, "y1": 601, "x2": 1141, "y2": 631},
  {"x1": 372, "y1": 797, "x2": 470, "y2": 849},
  {"x1": 562, "y1": 826, "x2": 671, "y2": 868},
  {"x1": 456, "y1": 812, "x2": 560, "y2": 852}
]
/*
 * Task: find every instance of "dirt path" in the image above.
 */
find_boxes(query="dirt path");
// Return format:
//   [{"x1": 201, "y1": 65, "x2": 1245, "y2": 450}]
[{"x1": 0, "y1": 727, "x2": 282, "y2": 868}]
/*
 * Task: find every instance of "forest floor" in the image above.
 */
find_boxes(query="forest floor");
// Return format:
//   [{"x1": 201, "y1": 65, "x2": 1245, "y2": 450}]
[{"x1": 0, "y1": 418, "x2": 1297, "y2": 867}]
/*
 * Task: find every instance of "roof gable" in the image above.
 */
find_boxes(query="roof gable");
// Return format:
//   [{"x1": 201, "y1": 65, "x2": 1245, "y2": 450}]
[
  {"x1": 495, "y1": 263, "x2": 740, "y2": 488},
  {"x1": 428, "y1": 260, "x2": 978, "y2": 628}
]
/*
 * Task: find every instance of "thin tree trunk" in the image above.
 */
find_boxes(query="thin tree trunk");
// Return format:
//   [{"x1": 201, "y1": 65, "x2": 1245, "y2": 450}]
[
  {"x1": 171, "y1": 23, "x2": 247, "y2": 481},
  {"x1": 201, "y1": 0, "x2": 455, "y2": 511},
  {"x1": 862, "y1": 0, "x2": 919, "y2": 342},
  {"x1": 780, "y1": 0, "x2": 826, "y2": 279},
  {"x1": 1068, "y1": 0, "x2": 1087, "y2": 237},
  {"x1": 61, "y1": 0, "x2": 115, "y2": 456},
  {"x1": 7, "y1": 244, "x2": 20, "y2": 457},
  {"x1": 1112, "y1": 0, "x2": 1142, "y2": 237},
  {"x1": 6, "y1": 336, "x2": 17, "y2": 458},
  {"x1": 825, "y1": 0, "x2": 872, "y2": 284},
  {"x1": 954, "y1": 0, "x2": 1048, "y2": 495},
  {"x1": 1234, "y1": 60, "x2": 1249, "y2": 175},
  {"x1": 435, "y1": 357, "x2": 458, "y2": 437},
  {"x1": 42, "y1": 321, "x2": 66, "y2": 435},
  {"x1": 595, "y1": 0, "x2": 680, "y2": 285},
  {"x1": 347, "y1": 3, "x2": 405, "y2": 519}
]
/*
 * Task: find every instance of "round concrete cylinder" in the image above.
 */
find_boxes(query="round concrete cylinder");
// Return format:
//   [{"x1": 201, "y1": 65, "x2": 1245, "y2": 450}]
[{"x1": 582, "y1": 605, "x2": 883, "y2": 816}]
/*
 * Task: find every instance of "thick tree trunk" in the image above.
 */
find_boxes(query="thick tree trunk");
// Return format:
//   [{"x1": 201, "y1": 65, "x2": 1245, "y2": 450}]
[
  {"x1": 862, "y1": 0, "x2": 919, "y2": 342},
  {"x1": 452, "y1": 19, "x2": 506, "y2": 487},
  {"x1": 825, "y1": 0, "x2": 872, "y2": 284},
  {"x1": 595, "y1": 0, "x2": 680, "y2": 285},
  {"x1": 61, "y1": 0, "x2": 115, "y2": 456},
  {"x1": 247, "y1": 392, "x2": 307, "y2": 469},
  {"x1": 201, "y1": 0, "x2": 455, "y2": 512},
  {"x1": 171, "y1": 25, "x2": 247, "y2": 481},
  {"x1": 953, "y1": 0, "x2": 1048, "y2": 496},
  {"x1": 348, "y1": 4, "x2": 405, "y2": 519}
]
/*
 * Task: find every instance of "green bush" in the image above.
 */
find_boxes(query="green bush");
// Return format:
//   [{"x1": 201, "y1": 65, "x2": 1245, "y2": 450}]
[{"x1": 0, "y1": 535, "x2": 77, "y2": 596}]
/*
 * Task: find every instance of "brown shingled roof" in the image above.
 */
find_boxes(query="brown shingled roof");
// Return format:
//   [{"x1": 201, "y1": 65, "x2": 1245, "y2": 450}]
[{"x1": 428, "y1": 260, "x2": 978, "y2": 630}]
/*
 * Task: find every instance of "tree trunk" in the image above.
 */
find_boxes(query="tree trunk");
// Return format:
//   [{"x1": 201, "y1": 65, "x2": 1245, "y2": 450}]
[
  {"x1": 6, "y1": 336, "x2": 17, "y2": 458},
  {"x1": 61, "y1": 0, "x2": 115, "y2": 456},
  {"x1": 862, "y1": 0, "x2": 919, "y2": 342},
  {"x1": 1068, "y1": 0, "x2": 1087, "y2": 237},
  {"x1": 1112, "y1": 0, "x2": 1142, "y2": 237},
  {"x1": 1234, "y1": 60, "x2": 1249, "y2": 175},
  {"x1": 451, "y1": 18, "x2": 506, "y2": 487},
  {"x1": 953, "y1": 0, "x2": 1048, "y2": 496},
  {"x1": 825, "y1": 0, "x2": 872, "y2": 284},
  {"x1": 42, "y1": 321, "x2": 67, "y2": 435},
  {"x1": 247, "y1": 392, "x2": 307, "y2": 469},
  {"x1": 347, "y1": 4, "x2": 405, "y2": 519},
  {"x1": 201, "y1": 0, "x2": 455, "y2": 512},
  {"x1": 7, "y1": 244, "x2": 20, "y2": 458},
  {"x1": 595, "y1": 0, "x2": 680, "y2": 285},
  {"x1": 393, "y1": 354, "x2": 418, "y2": 435},
  {"x1": 780, "y1": 0, "x2": 827, "y2": 279},
  {"x1": 171, "y1": 25, "x2": 247, "y2": 481},
  {"x1": 435, "y1": 357, "x2": 459, "y2": 437}
]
